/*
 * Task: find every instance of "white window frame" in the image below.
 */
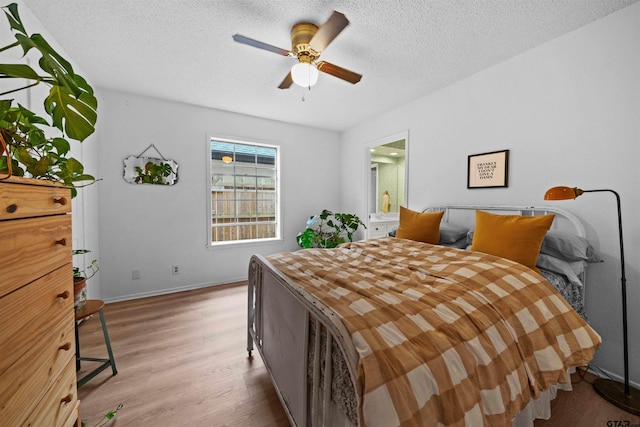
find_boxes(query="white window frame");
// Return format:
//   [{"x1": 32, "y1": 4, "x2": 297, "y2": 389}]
[{"x1": 206, "y1": 133, "x2": 281, "y2": 247}]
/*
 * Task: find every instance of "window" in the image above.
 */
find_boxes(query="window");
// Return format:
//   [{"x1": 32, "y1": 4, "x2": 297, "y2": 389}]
[{"x1": 209, "y1": 137, "x2": 280, "y2": 245}]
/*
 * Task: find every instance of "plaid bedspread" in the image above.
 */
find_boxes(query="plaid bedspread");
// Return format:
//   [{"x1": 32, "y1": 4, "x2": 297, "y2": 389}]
[{"x1": 266, "y1": 237, "x2": 601, "y2": 427}]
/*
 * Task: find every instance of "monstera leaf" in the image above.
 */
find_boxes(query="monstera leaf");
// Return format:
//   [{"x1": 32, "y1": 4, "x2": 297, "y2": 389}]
[{"x1": 46, "y1": 74, "x2": 97, "y2": 141}]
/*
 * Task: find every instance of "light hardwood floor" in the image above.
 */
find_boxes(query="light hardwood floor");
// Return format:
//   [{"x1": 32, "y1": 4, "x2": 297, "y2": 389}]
[{"x1": 77, "y1": 283, "x2": 640, "y2": 427}]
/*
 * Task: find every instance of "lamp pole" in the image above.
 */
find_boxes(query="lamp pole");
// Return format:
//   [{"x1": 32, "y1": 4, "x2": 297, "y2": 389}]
[{"x1": 583, "y1": 190, "x2": 629, "y2": 397}]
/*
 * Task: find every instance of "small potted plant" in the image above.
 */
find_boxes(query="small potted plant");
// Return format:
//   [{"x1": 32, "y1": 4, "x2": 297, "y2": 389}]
[
  {"x1": 72, "y1": 249, "x2": 99, "y2": 310},
  {"x1": 296, "y1": 209, "x2": 366, "y2": 249}
]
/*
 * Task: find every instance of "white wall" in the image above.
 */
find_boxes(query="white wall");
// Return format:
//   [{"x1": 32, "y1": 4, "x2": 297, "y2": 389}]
[
  {"x1": 341, "y1": 4, "x2": 640, "y2": 386},
  {"x1": 96, "y1": 90, "x2": 340, "y2": 302}
]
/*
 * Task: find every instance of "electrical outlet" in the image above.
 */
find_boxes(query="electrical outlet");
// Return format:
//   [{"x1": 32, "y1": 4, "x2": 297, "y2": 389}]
[
  {"x1": 132, "y1": 269, "x2": 141, "y2": 280},
  {"x1": 172, "y1": 265, "x2": 180, "y2": 275}
]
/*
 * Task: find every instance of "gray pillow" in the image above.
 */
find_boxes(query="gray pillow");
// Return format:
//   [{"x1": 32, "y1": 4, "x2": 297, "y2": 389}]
[
  {"x1": 540, "y1": 230, "x2": 602, "y2": 263},
  {"x1": 442, "y1": 237, "x2": 469, "y2": 249},
  {"x1": 439, "y1": 223, "x2": 469, "y2": 244},
  {"x1": 389, "y1": 222, "x2": 469, "y2": 244}
]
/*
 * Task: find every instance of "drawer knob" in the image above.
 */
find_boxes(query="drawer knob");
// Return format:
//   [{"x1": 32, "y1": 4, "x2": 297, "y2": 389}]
[
  {"x1": 61, "y1": 394, "x2": 73, "y2": 404},
  {"x1": 56, "y1": 290, "x2": 70, "y2": 299},
  {"x1": 55, "y1": 238, "x2": 67, "y2": 246},
  {"x1": 5, "y1": 203, "x2": 17, "y2": 213},
  {"x1": 59, "y1": 342, "x2": 71, "y2": 351},
  {"x1": 53, "y1": 197, "x2": 67, "y2": 206}
]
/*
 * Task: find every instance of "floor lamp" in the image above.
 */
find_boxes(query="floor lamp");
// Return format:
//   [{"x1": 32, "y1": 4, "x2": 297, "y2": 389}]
[{"x1": 544, "y1": 186, "x2": 640, "y2": 415}]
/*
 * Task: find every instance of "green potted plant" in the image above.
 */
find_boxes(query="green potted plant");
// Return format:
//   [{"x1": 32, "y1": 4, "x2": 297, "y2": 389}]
[
  {"x1": 72, "y1": 249, "x2": 99, "y2": 310},
  {"x1": 0, "y1": 3, "x2": 97, "y2": 196},
  {"x1": 296, "y1": 209, "x2": 366, "y2": 249}
]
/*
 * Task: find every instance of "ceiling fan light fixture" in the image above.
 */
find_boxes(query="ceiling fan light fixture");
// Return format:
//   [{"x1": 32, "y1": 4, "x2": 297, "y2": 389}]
[{"x1": 291, "y1": 62, "x2": 319, "y2": 88}]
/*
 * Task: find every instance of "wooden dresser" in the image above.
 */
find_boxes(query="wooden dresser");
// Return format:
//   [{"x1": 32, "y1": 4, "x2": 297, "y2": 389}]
[{"x1": 0, "y1": 176, "x2": 80, "y2": 427}]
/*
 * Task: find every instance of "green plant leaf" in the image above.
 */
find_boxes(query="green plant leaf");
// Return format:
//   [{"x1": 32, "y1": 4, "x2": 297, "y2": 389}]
[
  {"x1": 66, "y1": 157, "x2": 84, "y2": 174},
  {"x1": 0, "y1": 98, "x2": 12, "y2": 112},
  {"x1": 3, "y1": 3, "x2": 26, "y2": 37},
  {"x1": 13, "y1": 103, "x2": 49, "y2": 126},
  {"x1": 31, "y1": 156, "x2": 50, "y2": 175},
  {"x1": 71, "y1": 173, "x2": 96, "y2": 182},
  {"x1": 0, "y1": 63, "x2": 39, "y2": 79},
  {"x1": 16, "y1": 147, "x2": 34, "y2": 165},
  {"x1": 296, "y1": 228, "x2": 317, "y2": 248},
  {"x1": 319, "y1": 209, "x2": 332, "y2": 219},
  {"x1": 10, "y1": 31, "x2": 79, "y2": 93},
  {"x1": 32, "y1": 33, "x2": 77, "y2": 90},
  {"x1": 51, "y1": 137, "x2": 70, "y2": 155},
  {"x1": 45, "y1": 76, "x2": 97, "y2": 141}
]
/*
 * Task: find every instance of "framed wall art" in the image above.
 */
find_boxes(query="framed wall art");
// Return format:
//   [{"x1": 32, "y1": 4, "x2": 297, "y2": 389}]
[{"x1": 467, "y1": 149, "x2": 509, "y2": 189}]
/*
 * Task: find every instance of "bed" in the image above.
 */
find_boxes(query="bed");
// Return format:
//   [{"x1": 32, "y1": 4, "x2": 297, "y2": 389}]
[{"x1": 247, "y1": 205, "x2": 602, "y2": 426}]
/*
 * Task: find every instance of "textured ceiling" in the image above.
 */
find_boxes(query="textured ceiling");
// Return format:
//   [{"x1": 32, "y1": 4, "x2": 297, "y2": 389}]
[{"x1": 20, "y1": 0, "x2": 639, "y2": 132}]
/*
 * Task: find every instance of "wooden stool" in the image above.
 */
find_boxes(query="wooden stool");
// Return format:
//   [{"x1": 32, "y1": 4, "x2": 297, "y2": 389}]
[{"x1": 75, "y1": 300, "x2": 117, "y2": 387}]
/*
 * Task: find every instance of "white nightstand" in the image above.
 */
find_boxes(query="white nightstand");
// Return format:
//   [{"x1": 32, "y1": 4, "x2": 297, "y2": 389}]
[{"x1": 367, "y1": 216, "x2": 399, "y2": 239}]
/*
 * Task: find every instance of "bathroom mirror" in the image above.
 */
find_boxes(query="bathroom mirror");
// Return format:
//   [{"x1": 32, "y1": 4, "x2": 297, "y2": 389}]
[{"x1": 366, "y1": 130, "x2": 408, "y2": 218}]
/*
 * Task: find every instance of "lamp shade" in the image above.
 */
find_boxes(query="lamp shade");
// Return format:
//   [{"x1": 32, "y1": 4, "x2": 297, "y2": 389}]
[
  {"x1": 291, "y1": 62, "x2": 319, "y2": 88},
  {"x1": 222, "y1": 155, "x2": 232, "y2": 164},
  {"x1": 544, "y1": 186, "x2": 584, "y2": 200}
]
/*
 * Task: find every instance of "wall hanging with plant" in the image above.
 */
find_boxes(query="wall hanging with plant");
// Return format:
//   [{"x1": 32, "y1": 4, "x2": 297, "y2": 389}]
[{"x1": 123, "y1": 143, "x2": 179, "y2": 185}]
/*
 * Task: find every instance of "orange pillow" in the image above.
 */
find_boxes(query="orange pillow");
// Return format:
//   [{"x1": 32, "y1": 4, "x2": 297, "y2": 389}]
[
  {"x1": 395, "y1": 206, "x2": 444, "y2": 244},
  {"x1": 471, "y1": 210, "x2": 555, "y2": 271}
]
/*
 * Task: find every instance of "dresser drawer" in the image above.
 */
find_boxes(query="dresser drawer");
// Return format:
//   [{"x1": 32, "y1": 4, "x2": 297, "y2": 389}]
[
  {"x1": 0, "y1": 215, "x2": 72, "y2": 298},
  {"x1": 21, "y1": 358, "x2": 78, "y2": 427},
  {"x1": 0, "y1": 313, "x2": 75, "y2": 426},
  {"x1": 368, "y1": 224, "x2": 391, "y2": 238},
  {"x1": 0, "y1": 264, "x2": 73, "y2": 377},
  {"x1": 367, "y1": 221, "x2": 399, "y2": 239},
  {"x1": 0, "y1": 178, "x2": 71, "y2": 221},
  {"x1": 62, "y1": 400, "x2": 81, "y2": 427}
]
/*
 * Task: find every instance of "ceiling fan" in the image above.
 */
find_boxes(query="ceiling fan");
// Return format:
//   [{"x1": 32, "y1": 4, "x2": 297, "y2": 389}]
[{"x1": 232, "y1": 10, "x2": 362, "y2": 89}]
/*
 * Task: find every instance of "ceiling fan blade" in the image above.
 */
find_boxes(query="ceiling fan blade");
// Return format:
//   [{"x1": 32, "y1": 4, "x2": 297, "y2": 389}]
[
  {"x1": 317, "y1": 61, "x2": 362, "y2": 84},
  {"x1": 309, "y1": 11, "x2": 349, "y2": 53},
  {"x1": 232, "y1": 34, "x2": 293, "y2": 57},
  {"x1": 278, "y1": 72, "x2": 294, "y2": 89}
]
